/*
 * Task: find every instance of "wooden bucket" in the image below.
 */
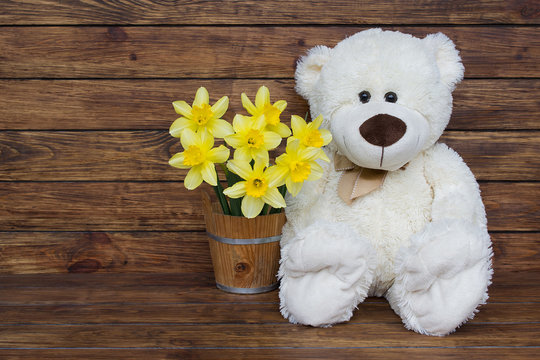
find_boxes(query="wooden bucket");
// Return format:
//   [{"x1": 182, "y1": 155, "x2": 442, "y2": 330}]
[{"x1": 202, "y1": 192, "x2": 286, "y2": 294}]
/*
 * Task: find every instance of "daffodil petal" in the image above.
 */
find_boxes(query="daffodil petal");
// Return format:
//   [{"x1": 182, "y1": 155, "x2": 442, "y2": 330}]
[
  {"x1": 252, "y1": 148, "x2": 269, "y2": 166},
  {"x1": 275, "y1": 153, "x2": 289, "y2": 167},
  {"x1": 207, "y1": 145, "x2": 230, "y2": 164},
  {"x1": 200, "y1": 161, "x2": 217, "y2": 186},
  {"x1": 209, "y1": 119, "x2": 234, "y2": 138},
  {"x1": 241, "y1": 195, "x2": 265, "y2": 218},
  {"x1": 241, "y1": 93, "x2": 257, "y2": 115},
  {"x1": 320, "y1": 129, "x2": 332, "y2": 146},
  {"x1": 265, "y1": 165, "x2": 288, "y2": 187},
  {"x1": 291, "y1": 115, "x2": 307, "y2": 136},
  {"x1": 273, "y1": 100, "x2": 287, "y2": 112},
  {"x1": 199, "y1": 129, "x2": 214, "y2": 150},
  {"x1": 286, "y1": 136, "x2": 298, "y2": 146},
  {"x1": 232, "y1": 114, "x2": 252, "y2": 133},
  {"x1": 193, "y1": 87, "x2": 209, "y2": 107},
  {"x1": 224, "y1": 133, "x2": 244, "y2": 149},
  {"x1": 180, "y1": 128, "x2": 199, "y2": 149},
  {"x1": 262, "y1": 187, "x2": 286, "y2": 209},
  {"x1": 269, "y1": 122, "x2": 292, "y2": 138},
  {"x1": 227, "y1": 159, "x2": 253, "y2": 180},
  {"x1": 168, "y1": 152, "x2": 189, "y2": 169},
  {"x1": 252, "y1": 159, "x2": 266, "y2": 175},
  {"x1": 286, "y1": 138, "x2": 300, "y2": 153},
  {"x1": 307, "y1": 162, "x2": 324, "y2": 181},
  {"x1": 317, "y1": 148, "x2": 330, "y2": 162},
  {"x1": 169, "y1": 117, "x2": 196, "y2": 138},
  {"x1": 234, "y1": 147, "x2": 252, "y2": 162},
  {"x1": 262, "y1": 131, "x2": 282, "y2": 150},
  {"x1": 185, "y1": 167, "x2": 203, "y2": 190},
  {"x1": 311, "y1": 114, "x2": 324, "y2": 128},
  {"x1": 252, "y1": 114, "x2": 267, "y2": 131},
  {"x1": 211, "y1": 96, "x2": 229, "y2": 119},
  {"x1": 286, "y1": 177, "x2": 304, "y2": 197},
  {"x1": 299, "y1": 146, "x2": 322, "y2": 161},
  {"x1": 223, "y1": 181, "x2": 247, "y2": 199},
  {"x1": 172, "y1": 101, "x2": 193, "y2": 117},
  {"x1": 255, "y1": 86, "x2": 270, "y2": 108}
]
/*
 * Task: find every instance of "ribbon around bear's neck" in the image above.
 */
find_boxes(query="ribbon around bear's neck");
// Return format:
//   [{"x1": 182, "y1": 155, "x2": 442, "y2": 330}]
[{"x1": 334, "y1": 153, "x2": 388, "y2": 205}]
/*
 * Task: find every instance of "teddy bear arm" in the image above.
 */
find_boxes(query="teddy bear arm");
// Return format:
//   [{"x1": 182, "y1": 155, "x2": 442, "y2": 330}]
[
  {"x1": 385, "y1": 143, "x2": 493, "y2": 335},
  {"x1": 423, "y1": 142, "x2": 487, "y2": 227}
]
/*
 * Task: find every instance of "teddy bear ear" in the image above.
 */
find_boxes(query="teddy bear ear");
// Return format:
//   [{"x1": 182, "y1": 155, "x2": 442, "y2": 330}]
[
  {"x1": 423, "y1": 32, "x2": 465, "y2": 91},
  {"x1": 295, "y1": 45, "x2": 332, "y2": 99}
]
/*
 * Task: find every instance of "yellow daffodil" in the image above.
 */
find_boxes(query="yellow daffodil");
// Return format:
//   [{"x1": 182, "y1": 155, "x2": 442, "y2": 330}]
[
  {"x1": 241, "y1": 86, "x2": 291, "y2": 138},
  {"x1": 288, "y1": 114, "x2": 332, "y2": 162},
  {"x1": 223, "y1": 160, "x2": 286, "y2": 218},
  {"x1": 275, "y1": 140, "x2": 324, "y2": 197},
  {"x1": 169, "y1": 129, "x2": 229, "y2": 190},
  {"x1": 170, "y1": 87, "x2": 233, "y2": 138},
  {"x1": 224, "y1": 114, "x2": 282, "y2": 166}
]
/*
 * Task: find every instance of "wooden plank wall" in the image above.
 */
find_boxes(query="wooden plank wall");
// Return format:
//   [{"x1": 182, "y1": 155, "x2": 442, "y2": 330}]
[
  {"x1": 0, "y1": 1, "x2": 539, "y2": 357},
  {"x1": 0, "y1": 2, "x2": 538, "y2": 275}
]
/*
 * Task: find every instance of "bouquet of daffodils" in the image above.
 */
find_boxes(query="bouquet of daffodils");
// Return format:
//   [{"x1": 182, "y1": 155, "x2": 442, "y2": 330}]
[{"x1": 168, "y1": 86, "x2": 332, "y2": 218}]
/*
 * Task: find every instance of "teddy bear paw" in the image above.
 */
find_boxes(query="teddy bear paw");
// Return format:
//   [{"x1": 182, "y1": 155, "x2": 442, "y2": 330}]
[
  {"x1": 388, "y1": 219, "x2": 493, "y2": 336},
  {"x1": 279, "y1": 221, "x2": 375, "y2": 327}
]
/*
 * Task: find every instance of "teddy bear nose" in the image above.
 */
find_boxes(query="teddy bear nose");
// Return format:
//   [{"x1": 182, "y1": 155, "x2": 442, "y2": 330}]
[{"x1": 359, "y1": 114, "x2": 407, "y2": 147}]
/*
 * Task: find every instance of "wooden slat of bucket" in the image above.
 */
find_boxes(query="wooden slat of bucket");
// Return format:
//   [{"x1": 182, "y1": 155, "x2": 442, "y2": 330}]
[{"x1": 208, "y1": 239, "x2": 281, "y2": 289}]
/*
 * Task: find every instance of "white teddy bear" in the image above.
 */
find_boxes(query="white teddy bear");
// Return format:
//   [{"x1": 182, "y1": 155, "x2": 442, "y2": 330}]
[{"x1": 278, "y1": 29, "x2": 493, "y2": 336}]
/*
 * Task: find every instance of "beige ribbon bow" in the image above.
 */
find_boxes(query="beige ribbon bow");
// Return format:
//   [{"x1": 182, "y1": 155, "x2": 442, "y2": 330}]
[{"x1": 334, "y1": 153, "x2": 388, "y2": 205}]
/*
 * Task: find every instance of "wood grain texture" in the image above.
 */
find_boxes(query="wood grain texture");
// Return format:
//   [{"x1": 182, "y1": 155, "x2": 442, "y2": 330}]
[
  {"x1": 1, "y1": 131, "x2": 537, "y2": 181},
  {"x1": 0, "y1": 232, "x2": 213, "y2": 274},
  {"x1": 204, "y1": 198, "x2": 285, "y2": 289},
  {"x1": 1, "y1": 301, "x2": 537, "y2": 325},
  {"x1": 2, "y1": 0, "x2": 539, "y2": 25},
  {"x1": 0, "y1": 232, "x2": 536, "y2": 275},
  {"x1": 0, "y1": 272, "x2": 537, "y2": 305},
  {"x1": 0, "y1": 182, "x2": 537, "y2": 231},
  {"x1": 0, "y1": 348, "x2": 539, "y2": 360},
  {"x1": 2, "y1": 79, "x2": 539, "y2": 130},
  {"x1": 0, "y1": 27, "x2": 538, "y2": 78},
  {"x1": 0, "y1": 0, "x2": 538, "y2": 355},
  {"x1": 0, "y1": 323, "x2": 538, "y2": 348}
]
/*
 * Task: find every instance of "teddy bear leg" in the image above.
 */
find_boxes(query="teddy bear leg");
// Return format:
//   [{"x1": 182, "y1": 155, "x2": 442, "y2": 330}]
[
  {"x1": 279, "y1": 221, "x2": 376, "y2": 327},
  {"x1": 386, "y1": 219, "x2": 493, "y2": 336}
]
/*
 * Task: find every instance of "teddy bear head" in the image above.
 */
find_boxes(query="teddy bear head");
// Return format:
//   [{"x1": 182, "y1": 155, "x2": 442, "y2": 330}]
[{"x1": 295, "y1": 29, "x2": 464, "y2": 171}]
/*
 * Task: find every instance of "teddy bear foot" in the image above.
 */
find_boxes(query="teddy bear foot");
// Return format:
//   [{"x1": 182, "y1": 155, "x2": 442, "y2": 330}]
[
  {"x1": 279, "y1": 221, "x2": 375, "y2": 327},
  {"x1": 386, "y1": 219, "x2": 493, "y2": 336}
]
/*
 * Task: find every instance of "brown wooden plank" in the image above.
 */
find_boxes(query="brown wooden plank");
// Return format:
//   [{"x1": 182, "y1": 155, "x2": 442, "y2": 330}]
[
  {"x1": 0, "y1": 232, "x2": 213, "y2": 274},
  {"x1": 0, "y1": 301, "x2": 536, "y2": 325},
  {"x1": 439, "y1": 132, "x2": 540, "y2": 181},
  {"x1": 0, "y1": 27, "x2": 537, "y2": 78},
  {"x1": 2, "y1": 0, "x2": 538, "y2": 25},
  {"x1": 0, "y1": 323, "x2": 538, "y2": 348},
  {"x1": 0, "y1": 348, "x2": 538, "y2": 360},
  {"x1": 0, "y1": 232, "x2": 536, "y2": 275},
  {"x1": 1, "y1": 130, "x2": 537, "y2": 181},
  {"x1": 0, "y1": 182, "x2": 537, "y2": 231},
  {"x1": 0, "y1": 272, "x2": 537, "y2": 305},
  {"x1": 2, "y1": 79, "x2": 538, "y2": 130}
]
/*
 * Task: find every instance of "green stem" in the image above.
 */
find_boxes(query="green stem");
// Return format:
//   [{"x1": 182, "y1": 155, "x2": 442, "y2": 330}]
[
  {"x1": 222, "y1": 163, "x2": 243, "y2": 216},
  {"x1": 214, "y1": 181, "x2": 230, "y2": 215}
]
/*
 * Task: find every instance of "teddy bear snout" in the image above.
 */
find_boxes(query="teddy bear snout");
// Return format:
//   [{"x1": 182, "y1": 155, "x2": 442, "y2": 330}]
[{"x1": 359, "y1": 114, "x2": 407, "y2": 147}]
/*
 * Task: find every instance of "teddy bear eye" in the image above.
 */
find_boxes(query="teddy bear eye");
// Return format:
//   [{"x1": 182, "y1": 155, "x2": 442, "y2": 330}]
[
  {"x1": 384, "y1": 92, "x2": 398, "y2": 103},
  {"x1": 359, "y1": 91, "x2": 371, "y2": 104}
]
